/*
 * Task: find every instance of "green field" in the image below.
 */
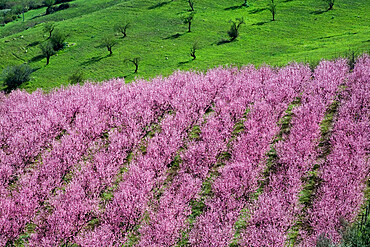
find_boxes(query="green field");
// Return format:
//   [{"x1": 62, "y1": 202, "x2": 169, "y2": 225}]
[{"x1": 0, "y1": 0, "x2": 369, "y2": 91}]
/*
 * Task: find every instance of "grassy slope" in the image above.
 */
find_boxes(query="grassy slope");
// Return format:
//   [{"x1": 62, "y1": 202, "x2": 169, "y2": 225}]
[{"x1": 0, "y1": 0, "x2": 369, "y2": 91}]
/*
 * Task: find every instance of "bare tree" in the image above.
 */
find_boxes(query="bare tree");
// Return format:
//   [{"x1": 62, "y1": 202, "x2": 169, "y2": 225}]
[
  {"x1": 323, "y1": 0, "x2": 334, "y2": 10},
  {"x1": 227, "y1": 17, "x2": 245, "y2": 41},
  {"x1": 188, "y1": 0, "x2": 194, "y2": 11},
  {"x1": 43, "y1": 21, "x2": 55, "y2": 39},
  {"x1": 125, "y1": 57, "x2": 140, "y2": 73},
  {"x1": 190, "y1": 41, "x2": 198, "y2": 60},
  {"x1": 183, "y1": 12, "x2": 194, "y2": 32},
  {"x1": 114, "y1": 22, "x2": 130, "y2": 39},
  {"x1": 268, "y1": 2, "x2": 276, "y2": 21},
  {"x1": 100, "y1": 35, "x2": 117, "y2": 55}
]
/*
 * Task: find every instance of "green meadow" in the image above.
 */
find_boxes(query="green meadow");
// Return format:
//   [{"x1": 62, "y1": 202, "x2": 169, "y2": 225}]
[{"x1": 0, "y1": 0, "x2": 369, "y2": 91}]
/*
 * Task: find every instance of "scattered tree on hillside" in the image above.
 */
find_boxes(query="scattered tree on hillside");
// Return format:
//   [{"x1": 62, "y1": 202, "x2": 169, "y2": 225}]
[
  {"x1": 50, "y1": 29, "x2": 67, "y2": 50},
  {"x1": 1, "y1": 64, "x2": 33, "y2": 93},
  {"x1": 114, "y1": 22, "x2": 130, "y2": 39},
  {"x1": 267, "y1": 1, "x2": 276, "y2": 21},
  {"x1": 187, "y1": 0, "x2": 194, "y2": 11},
  {"x1": 227, "y1": 17, "x2": 244, "y2": 41},
  {"x1": 43, "y1": 21, "x2": 55, "y2": 39},
  {"x1": 44, "y1": 0, "x2": 55, "y2": 14},
  {"x1": 323, "y1": 0, "x2": 334, "y2": 10},
  {"x1": 101, "y1": 35, "x2": 117, "y2": 55},
  {"x1": 190, "y1": 41, "x2": 198, "y2": 60},
  {"x1": 21, "y1": 2, "x2": 29, "y2": 22},
  {"x1": 183, "y1": 12, "x2": 194, "y2": 32},
  {"x1": 125, "y1": 57, "x2": 140, "y2": 73},
  {"x1": 40, "y1": 41, "x2": 55, "y2": 65}
]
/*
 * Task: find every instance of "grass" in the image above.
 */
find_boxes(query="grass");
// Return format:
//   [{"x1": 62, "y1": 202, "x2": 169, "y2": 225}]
[{"x1": 0, "y1": 0, "x2": 369, "y2": 91}]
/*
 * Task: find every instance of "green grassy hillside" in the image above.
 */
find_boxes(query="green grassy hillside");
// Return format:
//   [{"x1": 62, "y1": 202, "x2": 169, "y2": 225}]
[{"x1": 0, "y1": 0, "x2": 369, "y2": 91}]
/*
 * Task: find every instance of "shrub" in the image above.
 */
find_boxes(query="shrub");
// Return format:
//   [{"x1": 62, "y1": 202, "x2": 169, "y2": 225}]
[
  {"x1": 28, "y1": 0, "x2": 43, "y2": 10},
  {"x1": 12, "y1": 4, "x2": 23, "y2": 15},
  {"x1": 227, "y1": 17, "x2": 244, "y2": 41},
  {"x1": 315, "y1": 234, "x2": 333, "y2": 247},
  {"x1": 0, "y1": 8, "x2": 11, "y2": 25},
  {"x1": 0, "y1": 0, "x2": 7, "y2": 9},
  {"x1": 44, "y1": 0, "x2": 55, "y2": 14},
  {"x1": 46, "y1": 2, "x2": 69, "y2": 14},
  {"x1": 1, "y1": 64, "x2": 33, "y2": 92},
  {"x1": 68, "y1": 71, "x2": 84, "y2": 84},
  {"x1": 44, "y1": 0, "x2": 55, "y2": 7},
  {"x1": 56, "y1": 3, "x2": 69, "y2": 11}
]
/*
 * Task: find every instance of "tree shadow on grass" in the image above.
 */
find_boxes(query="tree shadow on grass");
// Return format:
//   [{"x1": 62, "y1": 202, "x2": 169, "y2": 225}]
[
  {"x1": 27, "y1": 41, "x2": 40, "y2": 47},
  {"x1": 28, "y1": 55, "x2": 44, "y2": 63},
  {"x1": 249, "y1": 7, "x2": 266, "y2": 14},
  {"x1": 31, "y1": 14, "x2": 45, "y2": 20},
  {"x1": 163, "y1": 32, "x2": 184, "y2": 40},
  {"x1": 148, "y1": 1, "x2": 173, "y2": 10},
  {"x1": 252, "y1": 21, "x2": 268, "y2": 26},
  {"x1": 80, "y1": 55, "x2": 109, "y2": 66},
  {"x1": 32, "y1": 67, "x2": 41, "y2": 73},
  {"x1": 217, "y1": 39, "x2": 232, "y2": 45},
  {"x1": 178, "y1": 60, "x2": 191, "y2": 66},
  {"x1": 224, "y1": 5, "x2": 245, "y2": 10},
  {"x1": 310, "y1": 9, "x2": 329, "y2": 15}
]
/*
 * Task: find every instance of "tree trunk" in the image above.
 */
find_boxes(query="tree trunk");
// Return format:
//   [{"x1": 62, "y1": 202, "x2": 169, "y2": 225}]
[
  {"x1": 46, "y1": 56, "x2": 50, "y2": 65},
  {"x1": 188, "y1": 22, "x2": 191, "y2": 32},
  {"x1": 134, "y1": 64, "x2": 138, "y2": 73}
]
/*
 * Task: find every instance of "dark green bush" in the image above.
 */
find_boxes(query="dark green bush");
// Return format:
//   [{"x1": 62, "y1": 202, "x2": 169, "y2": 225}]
[
  {"x1": 341, "y1": 220, "x2": 370, "y2": 246},
  {"x1": 0, "y1": 0, "x2": 7, "y2": 9},
  {"x1": 2, "y1": 64, "x2": 33, "y2": 92},
  {"x1": 68, "y1": 71, "x2": 84, "y2": 84},
  {"x1": 316, "y1": 234, "x2": 333, "y2": 247}
]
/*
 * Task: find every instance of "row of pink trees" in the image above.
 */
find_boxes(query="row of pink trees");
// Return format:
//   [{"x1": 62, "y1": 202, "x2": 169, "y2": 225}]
[{"x1": 0, "y1": 56, "x2": 369, "y2": 246}]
